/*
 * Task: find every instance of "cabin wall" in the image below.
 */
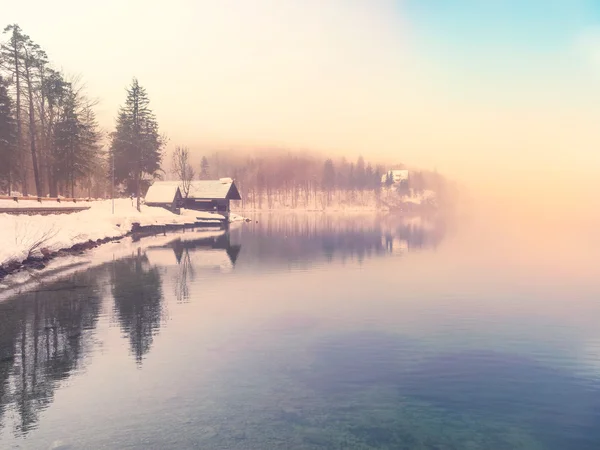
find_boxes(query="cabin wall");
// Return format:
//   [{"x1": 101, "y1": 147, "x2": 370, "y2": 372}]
[{"x1": 146, "y1": 202, "x2": 177, "y2": 213}]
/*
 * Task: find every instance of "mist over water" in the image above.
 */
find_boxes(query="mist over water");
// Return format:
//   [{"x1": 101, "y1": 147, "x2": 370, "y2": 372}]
[{"x1": 0, "y1": 208, "x2": 599, "y2": 449}]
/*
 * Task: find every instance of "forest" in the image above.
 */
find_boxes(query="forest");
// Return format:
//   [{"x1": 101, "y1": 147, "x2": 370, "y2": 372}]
[
  {"x1": 186, "y1": 151, "x2": 451, "y2": 210},
  {"x1": 0, "y1": 23, "x2": 452, "y2": 210}
]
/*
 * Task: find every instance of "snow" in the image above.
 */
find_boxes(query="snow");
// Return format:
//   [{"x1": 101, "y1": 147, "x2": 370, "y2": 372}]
[
  {"x1": 0, "y1": 199, "x2": 197, "y2": 268},
  {"x1": 229, "y1": 213, "x2": 246, "y2": 222},
  {"x1": 150, "y1": 179, "x2": 239, "y2": 200},
  {"x1": 145, "y1": 183, "x2": 180, "y2": 204},
  {"x1": 0, "y1": 198, "x2": 249, "y2": 272},
  {"x1": 401, "y1": 189, "x2": 436, "y2": 205},
  {"x1": 0, "y1": 229, "x2": 228, "y2": 300}
]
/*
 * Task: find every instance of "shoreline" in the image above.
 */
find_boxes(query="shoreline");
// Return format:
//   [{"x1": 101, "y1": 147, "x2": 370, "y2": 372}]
[
  {"x1": 0, "y1": 221, "x2": 223, "y2": 281},
  {"x1": 0, "y1": 207, "x2": 437, "y2": 283}
]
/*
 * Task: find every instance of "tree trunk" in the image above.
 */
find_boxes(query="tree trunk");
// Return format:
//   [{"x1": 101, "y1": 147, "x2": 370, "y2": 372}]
[
  {"x1": 47, "y1": 165, "x2": 56, "y2": 197},
  {"x1": 7, "y1": 163, "x2": 12, "y2": 196},
  {"x1": 11, "y1": 31, "x2": 23, "y2": 196},
  {"x1": 39, "y1": 65, "x2": 47, "y2": 196},
  {"x1": 136, "y1": 170, "x2": 141, "y2": 212},
  {"x1": 24, "y1": 55, "x2": 41, "y2": 196},
  {"x1": 21, "y1": 148, "x2": 28, "y2": 196}
]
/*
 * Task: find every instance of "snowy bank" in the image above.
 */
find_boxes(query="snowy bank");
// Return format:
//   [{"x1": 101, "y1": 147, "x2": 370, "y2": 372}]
[
  {"x1": 0, "y1": 199, "x2": 197, "y2": 268},
  {"x1": 0, "y1": 229, "x2": 227, "y2": 300}
]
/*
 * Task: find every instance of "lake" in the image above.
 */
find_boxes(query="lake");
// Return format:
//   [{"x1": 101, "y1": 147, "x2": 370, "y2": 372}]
[{"x1": 1, "y1": 212, "x2": 599, "y2": 449}]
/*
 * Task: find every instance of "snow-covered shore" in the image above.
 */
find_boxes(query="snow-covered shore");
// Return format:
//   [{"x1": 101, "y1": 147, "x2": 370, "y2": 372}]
[
  {"x1": 0, "y1": 199, "x2": 207, "y2": 269},
  {"x1": 0, "y1": 228, "x2": 229, "y2": 301}
]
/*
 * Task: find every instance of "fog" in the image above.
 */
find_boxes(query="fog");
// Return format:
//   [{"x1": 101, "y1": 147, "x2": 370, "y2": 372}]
[{"x1": 4, "y1": 0, "x2": 599, "y2": 228}]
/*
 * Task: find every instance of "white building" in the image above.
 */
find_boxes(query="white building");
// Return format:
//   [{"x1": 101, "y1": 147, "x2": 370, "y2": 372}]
[{"x1": 381, "y1": 169, "x2": 409, "y2": 184}]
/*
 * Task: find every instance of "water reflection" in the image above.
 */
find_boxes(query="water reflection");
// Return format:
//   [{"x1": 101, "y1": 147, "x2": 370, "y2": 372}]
[
  {"x1": 0, "y1": 213, "x2": 450, "y2": 444},
  {"x1": 0, "y1": 273, "x2": 102, "y2": 436},
  {"x1": 236, "y1": 213, "x2": 445, "y2": 267},
  {"x1": 111, "y1": 248, "x2": 165, "y2": 365},
  {"x1": 144, "y1": 231, "x2": 242, "y2": 302}
]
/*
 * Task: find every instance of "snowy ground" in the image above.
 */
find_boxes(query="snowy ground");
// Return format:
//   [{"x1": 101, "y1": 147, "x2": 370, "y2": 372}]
[
  {"x1": 0, "y1": 199, "x2": 200, "y2": 268},
  {"x1": 0, "y1": 229, "x2": 228, "y2": 301},
  {"x1": 0, "y1": 199, "x2": 250, "y2": 270}
]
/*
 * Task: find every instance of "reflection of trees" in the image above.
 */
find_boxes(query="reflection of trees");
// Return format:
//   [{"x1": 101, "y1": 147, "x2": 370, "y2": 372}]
[
  {"x1": 174, "y1": 248, "x2": 195, "y2": 303},
  {"x1": 0, "y1": 272, "x2": 102, "y2": 436},
  {"x1": 168, "y1": 233, "x2": 241, "y2": 303},
  {"x1": 237, "y1": 214, "x2": 446, "y2": 266},
  {"x1": 111, "y1": 249, "x2": 164, "y2": 364},
  {"x1": 393, "y1": 218, "x2": 446, "y2": 251}
]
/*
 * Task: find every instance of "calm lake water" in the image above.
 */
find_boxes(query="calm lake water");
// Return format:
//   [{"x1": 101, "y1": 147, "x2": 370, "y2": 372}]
[{"x1": 1, "y1": 212, "x2": 599, "y2": 449}]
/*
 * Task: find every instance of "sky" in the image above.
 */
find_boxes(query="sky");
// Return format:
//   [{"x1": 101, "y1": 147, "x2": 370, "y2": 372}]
[{"x1": 3, "y1": 0, "x2": 600, "y2": 208}]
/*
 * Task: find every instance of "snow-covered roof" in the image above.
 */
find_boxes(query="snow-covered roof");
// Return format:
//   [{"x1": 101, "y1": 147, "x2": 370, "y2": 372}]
[
  {"x1": 187, "y1": 179, "x2": 241, "y2": 200},
  {"x1": 145, "y1": 183, "x2": 181, "y2": 204},
  {"x1": 149, "y1": 179, "x2": 241, "y2": 200}
]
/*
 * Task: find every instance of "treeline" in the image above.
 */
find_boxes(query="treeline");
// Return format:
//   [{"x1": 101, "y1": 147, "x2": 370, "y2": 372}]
[
  {"x1": 0, "y1": 24, "x2": 166, "y2": 210},
  {"x1": 191, "y1": 151, "x2": 448, "y2": 208},
  {"x1": 0, "y1": 24, "x2": 106, "y2": 198}
]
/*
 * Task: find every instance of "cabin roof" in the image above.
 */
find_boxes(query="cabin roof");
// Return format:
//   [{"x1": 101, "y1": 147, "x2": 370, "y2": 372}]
[
  {"x1": 145, "y1": 183, "x2": 181, "y2": 204},
  {"x1": 149, "y1": 179, "x2": 241, "y2": 201},
  {"x1": 187, "y1": 179, "x2": 241, "y2": 200}
]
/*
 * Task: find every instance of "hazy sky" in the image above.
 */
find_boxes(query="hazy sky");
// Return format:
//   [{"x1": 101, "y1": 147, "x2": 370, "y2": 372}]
[{"x1": 4, "y1": 0, "x2": 600, "y2": 201}]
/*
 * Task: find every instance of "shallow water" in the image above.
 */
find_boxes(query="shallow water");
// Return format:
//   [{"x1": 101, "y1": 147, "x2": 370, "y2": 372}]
[{"x1": 1, "y1": 212, "x2": 599, "y2": 449}]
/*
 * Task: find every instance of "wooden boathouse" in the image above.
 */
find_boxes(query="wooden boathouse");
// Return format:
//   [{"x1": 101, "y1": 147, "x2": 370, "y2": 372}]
[{"x1": 145, "y1": 178, "x2": 241, "y2": 219}]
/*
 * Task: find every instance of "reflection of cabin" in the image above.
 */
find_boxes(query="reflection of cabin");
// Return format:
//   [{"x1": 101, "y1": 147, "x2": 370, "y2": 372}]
[
  {"x1": 170, "y1": 232, "x2": 241, "y2": 266},
  {"x1": 144, "y1": 232, "x2": 241, "y2": 273},
  {"x1": 144, "y1": 184, "x2": 182, "y2": 213},
  {"x1": 144, "y1": 179, "x2": 241, "y2": 219}
]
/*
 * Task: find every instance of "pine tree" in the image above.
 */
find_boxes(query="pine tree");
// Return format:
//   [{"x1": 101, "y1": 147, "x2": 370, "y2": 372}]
[
  {"x1": 43, "y1": 69, "x2": 69, "y2": 197},
  {"x1": 0, "y1": 75, "x2": 16, "y2": 193},
  {"x1": 365, "y1": 163, "x2": 374, "y2": 190},
  {"x1": 53, "y1": 86, "x2": 102, "y2": 197},
  {"x1": 385, "y1": 171, "x2": 394, "y2": 187},
  {"x1": 110, "y1": 78, "x2": 164, "y2": 211},
  {"x1": 356, "y1": 156, "x2": 365, "y2": 190},
  {"x1": 1, "y1": 25, "x2": 26, "y2": 194},
  {"x1": 53, "y1": 89, "x2": 80, "y2": 196},
  {"x1": 21, "y1": 38, "x2": 44, "y2": 196},
  {"x1": 200, "y1": 156, "x2": 210, "y2": 179},
  {"x1": 322, "y1": 159, "x2": 336, "y2": 204},
  {"x1": 348, "y1": 163, "x2": 355, "y2": 190}
]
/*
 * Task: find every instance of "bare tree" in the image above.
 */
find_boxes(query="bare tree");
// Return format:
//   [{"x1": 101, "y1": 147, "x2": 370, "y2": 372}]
[{"x1": 171, "y1": 146, "x2": 195, "y2": 198}]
